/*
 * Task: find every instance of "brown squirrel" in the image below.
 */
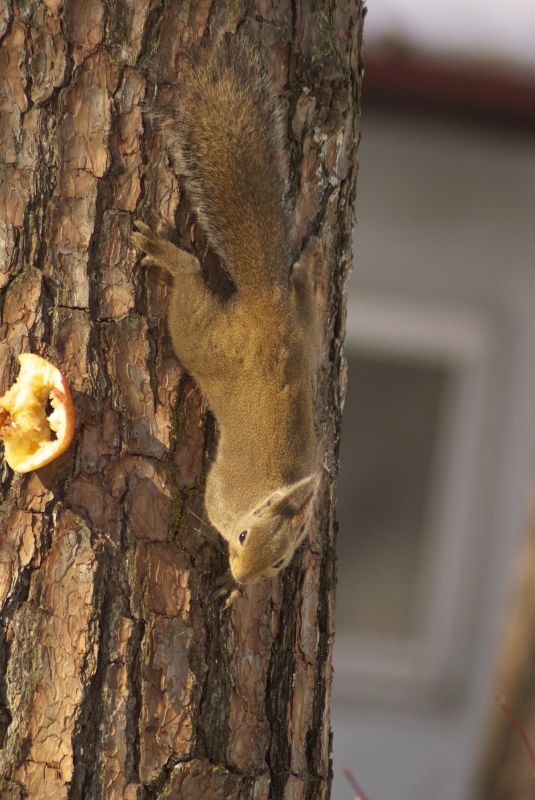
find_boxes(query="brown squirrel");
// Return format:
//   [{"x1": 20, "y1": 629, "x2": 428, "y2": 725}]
[{"x1": 133, "y1": 36, "x2": 321, "y2": 585}]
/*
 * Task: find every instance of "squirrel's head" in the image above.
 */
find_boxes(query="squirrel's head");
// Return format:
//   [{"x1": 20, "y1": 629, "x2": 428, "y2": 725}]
[{"x1": 228, "y1": 471, "x2": 320, "y2": 584}]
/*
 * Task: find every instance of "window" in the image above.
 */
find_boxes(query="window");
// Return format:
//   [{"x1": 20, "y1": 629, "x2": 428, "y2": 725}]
[
  {"x1": 334, "y1": 289, "x2": 491, "y2": 704},
  {"x1": 337, "y1": 355, "x2": 447, "y2": 639}
]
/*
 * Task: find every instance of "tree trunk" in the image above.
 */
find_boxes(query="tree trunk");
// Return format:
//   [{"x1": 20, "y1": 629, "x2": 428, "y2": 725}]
[
  {"x1": 0, "y1": 1, "x2": 364, "y2": 798},
  {"x1": 475, "y1": 496, "x2": 535, "y2": 800}
]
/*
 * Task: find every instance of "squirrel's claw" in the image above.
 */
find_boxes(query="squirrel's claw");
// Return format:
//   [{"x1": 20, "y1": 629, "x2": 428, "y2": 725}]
[
  {"x1": 132, "y1": 221, "x2": 166, "y2": 260},
  {"x1": 133, "y1": 220, "x2": 198, "y2": 276},
  {"x1": 134, "y1": 220, "x2": 155, "y2": 236},
  {"x1": 213, "y1": 571, "x2": 241, "y2": 605}
]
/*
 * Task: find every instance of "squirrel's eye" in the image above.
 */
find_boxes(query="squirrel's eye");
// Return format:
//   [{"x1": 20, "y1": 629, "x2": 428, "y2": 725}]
[
  {"x1": 239, "y1": 530, "x2": 247, "y2": 544},
  {"x1": 273, "y1": 559, "x2": 284, "y2": 569}
]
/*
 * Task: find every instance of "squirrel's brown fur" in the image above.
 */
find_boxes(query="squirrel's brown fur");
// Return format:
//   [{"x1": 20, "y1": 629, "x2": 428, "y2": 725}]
[{"x1": 133, "y1": 36, "x2": 320, "y2": 585}]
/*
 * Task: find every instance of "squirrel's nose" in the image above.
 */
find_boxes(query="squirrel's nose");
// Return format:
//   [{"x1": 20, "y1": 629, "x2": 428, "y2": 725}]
[{"x1": 231, "y1": 565, "x2": 253, "y2": 584}]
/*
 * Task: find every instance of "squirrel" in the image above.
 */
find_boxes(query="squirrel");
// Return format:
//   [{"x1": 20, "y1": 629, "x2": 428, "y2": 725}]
[{"x1": 132, "y1": 35, "x2": 321, "y2": 586}]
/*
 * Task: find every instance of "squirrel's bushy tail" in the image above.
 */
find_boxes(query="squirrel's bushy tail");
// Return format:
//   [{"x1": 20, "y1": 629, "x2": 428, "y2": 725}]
[{"x1": 168, "y1": 35, "x2": 293, "y2": 289}]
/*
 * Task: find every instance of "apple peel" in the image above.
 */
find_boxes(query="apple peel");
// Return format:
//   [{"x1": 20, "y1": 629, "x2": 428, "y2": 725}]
[{"x1": 0, "y1": 354, "x2": 75, "y2": 473}]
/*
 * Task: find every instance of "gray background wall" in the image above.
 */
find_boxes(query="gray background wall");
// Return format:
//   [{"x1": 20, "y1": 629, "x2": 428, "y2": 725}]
[{"x1": 331, "y1": 110, "x2": 535, "y2": 800}]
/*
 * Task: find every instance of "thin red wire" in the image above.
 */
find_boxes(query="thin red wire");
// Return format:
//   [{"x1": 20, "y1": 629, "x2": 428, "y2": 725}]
[
  {"x1": 496, "y1": 695, "x2": 535, "y2": 776},
  {"x1": 342, "y1": 767, "x2": 371, "y2": 800}
]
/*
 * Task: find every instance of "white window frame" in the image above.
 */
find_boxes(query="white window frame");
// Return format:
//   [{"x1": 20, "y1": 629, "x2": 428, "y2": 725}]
[{"x1": 334, "y1": 288, "x2": 492, "y2": 705}]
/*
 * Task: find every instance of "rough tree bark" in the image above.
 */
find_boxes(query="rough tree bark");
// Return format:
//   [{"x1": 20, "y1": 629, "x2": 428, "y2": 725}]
[
  {"x1": 0, "y1": 0, "x2": 364, "y2": 798},
  {"x1": 476, "y1": 495, "x2": 535, "y2": 800}
]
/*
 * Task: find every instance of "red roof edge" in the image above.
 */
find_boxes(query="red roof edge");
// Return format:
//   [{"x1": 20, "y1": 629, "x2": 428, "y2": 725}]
[{"x1": 362, "y1": 52, "x2": 535, "y2": 129}]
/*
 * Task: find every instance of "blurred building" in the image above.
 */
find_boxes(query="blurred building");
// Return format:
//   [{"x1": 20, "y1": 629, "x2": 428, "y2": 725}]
[{"x1": 330, "y1": 6, "x2": 535, "y2": 799}]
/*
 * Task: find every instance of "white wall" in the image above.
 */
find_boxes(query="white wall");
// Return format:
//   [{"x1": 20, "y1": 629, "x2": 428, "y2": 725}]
[{"x1": 331, "y1": 111, "x2": 535, "y2": 800}]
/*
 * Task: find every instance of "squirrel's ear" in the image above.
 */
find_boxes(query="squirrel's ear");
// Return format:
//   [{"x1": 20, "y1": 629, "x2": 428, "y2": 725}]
[
  {"x1": 251, "y1": 471, "x2": 321, "y2": 520},
  {"x1": 269, "y1": 471, "x2": 321, "y2": 520}
]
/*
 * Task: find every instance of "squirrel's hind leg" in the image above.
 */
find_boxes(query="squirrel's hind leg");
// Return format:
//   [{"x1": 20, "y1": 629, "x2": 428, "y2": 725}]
[
  {"x1": 290, "y1": 242, "x2": 323, "y2": 331},
  {"x1": 132, "y1": 221, "x2": 228, "y2": 358},
  {"x1": 132, "y1": 221, "x2": 199, "y2": 276}
]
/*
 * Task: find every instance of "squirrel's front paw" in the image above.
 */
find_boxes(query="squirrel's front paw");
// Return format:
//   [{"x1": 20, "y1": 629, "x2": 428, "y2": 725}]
[{"x1": 213, "y1": 571, "x2": 242, "y2": 606}]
